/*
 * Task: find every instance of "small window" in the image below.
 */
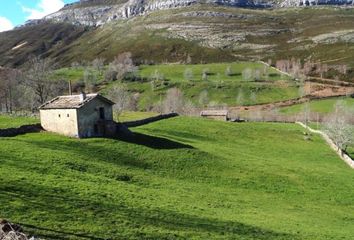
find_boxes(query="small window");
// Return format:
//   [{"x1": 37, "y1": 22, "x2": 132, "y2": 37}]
[
  {"x1": 58, "y1": 114, "x2": 61, "y2": 118},
  {"x1": 67, "y1": 114, "x2": 70, "y2": 117}
]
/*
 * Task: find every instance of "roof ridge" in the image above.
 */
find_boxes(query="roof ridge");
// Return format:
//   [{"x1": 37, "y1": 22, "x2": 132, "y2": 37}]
[{"x1": 39, "y1": 93, "x2": 114, "y2": 110}]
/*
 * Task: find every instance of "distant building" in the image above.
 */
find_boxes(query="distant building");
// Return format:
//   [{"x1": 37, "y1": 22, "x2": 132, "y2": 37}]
[
  {"x1": 200, "y1": 110, "x2": 229, "y2": 121},
  {"x1": 39, "y1": 93, "x2": 115, "y2": 138}
]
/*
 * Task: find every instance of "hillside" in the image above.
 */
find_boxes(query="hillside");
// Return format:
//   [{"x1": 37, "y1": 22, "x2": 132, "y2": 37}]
[
  {"x1": 0, "y1": 116, "x2": 353, "y2": 239},
  {"x1": 55, "y1": 62, "x2": 300, "y2": 109},
  {"x1": 0, "y1": 4, "x2": 354, "y2": 69}
]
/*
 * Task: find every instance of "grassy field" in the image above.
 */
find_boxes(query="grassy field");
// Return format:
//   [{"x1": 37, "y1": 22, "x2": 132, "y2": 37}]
[
  {"x1": 0, "y1": 115, "x2": 39, "y2": 129},
  {"x1": 280, "y1": 97, "x2": 354, "y2": 115},
  {"x1": 56, "y1": 61, "x2": 299, "y2": 110},
  {"x1": 0, "y1": 116, "x2": 354, "y2": 239}
]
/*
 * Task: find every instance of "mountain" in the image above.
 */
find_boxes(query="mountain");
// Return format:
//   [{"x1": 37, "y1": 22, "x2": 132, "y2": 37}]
[
  {"x1": 0, "y1": 0, "x2": 353, "y2": 68},
  {"x1": 45, "y1": 0, "x2": 354, "y2": 27}
]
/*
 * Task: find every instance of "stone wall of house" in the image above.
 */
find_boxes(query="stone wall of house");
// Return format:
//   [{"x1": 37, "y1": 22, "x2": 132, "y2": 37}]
[
  {"x1": 77, "y1": 98, "x2": 113, "y2": 138},
  {"x1": 40, "y1": 109, "x2": 79, "y2": 137},
  {"x1": 202, "y1": 115, "x2": 228, "y2": 121}
]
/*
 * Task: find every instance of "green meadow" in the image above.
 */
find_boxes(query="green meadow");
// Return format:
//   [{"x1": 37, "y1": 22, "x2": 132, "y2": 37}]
[
  {"x1": 0, "y1": 116, "x2": 353, "y2": 239},
  {"x1": 0, "y1": 115, "x2": 39, "y2": 129},
  {"x1": 55, "y1": 62, "x2": 299, "y2": 109},
  {"x1": 279, "y1": 97, "x2": 354, "y2": 115}
]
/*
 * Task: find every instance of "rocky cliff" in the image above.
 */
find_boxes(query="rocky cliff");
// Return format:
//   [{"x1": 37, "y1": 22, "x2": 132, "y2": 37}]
[
  {"x1": 42, "y1": 0, "x2": 353, "y2": 27},
  {"x1": 45, "y1": 0, "x2": 271, "y2": 26}
]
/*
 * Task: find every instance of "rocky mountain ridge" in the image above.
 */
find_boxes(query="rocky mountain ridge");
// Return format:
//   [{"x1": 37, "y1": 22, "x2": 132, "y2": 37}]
[{"x1": 42, "y1": 0, "x2": 353, "y2": 26}]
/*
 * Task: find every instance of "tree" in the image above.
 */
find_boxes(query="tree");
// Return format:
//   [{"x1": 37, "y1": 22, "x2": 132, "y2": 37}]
[
  {"x1": 242, "y1": 68, "x2": 253, "y2": 81},
  {"x1": 199, "y1": 90, "x2": 209, "y2": 107},
  {"x1": 250, "y1": 91, "x2": 257, "y2": 104},
  {"x1": 184, "y1": 68, "x2": 193, "y2": 81},
  {"x1": 301, "y1": 102, "x2": 311, "y2": 135},
  {"x1": 254, "y1": 69, "x2": 261, "y2": 81},
  {"x1": 92, "y1": 57, "x2": 105, "y2": 75},
  {"x1": 202, "y1": 68, "x2": 209, "y2": 81},
  {"x1": 236, "y1": 88, "x2": 244, "y2": 106},
  {"x1": 105, "y1": 52, "x2": 137, "y2": 82},
  {"x1": 186, "y1": 54, "x2": 192, "y2": 64},
  {"x1": 323, "y1": 101, "x2": 353, "y2": 152},
  {"x1": 22, "y1": 56, "x2": 56, "y2": 105},
  {"x1": 225, "y1": 66, "x2": 233, "y2": 77},
  {"x1": 150, "y1": 70, "x2": 165, "y2": 91},
  {"x1": 163, "y1": 88, "x2": 184, "y2": 114},
  {"x1": 0, "y1": 68, "x2": 21, "y2": 113},
  {"x1": 83, "y1": 68, "x2": 98, "y2": 93},
  {"x1": 71, "y1": 61, "x2": 80, "y2": 69},
  {"x1": 106, "y1": 85, "x2": 131, "y2": 121}
]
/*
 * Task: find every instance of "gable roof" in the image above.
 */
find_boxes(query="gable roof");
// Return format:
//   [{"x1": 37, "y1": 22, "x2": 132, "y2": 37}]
[
  {"x1": 200, "y1": 110, "x2": 229, "y2": 116},
  {"x1": 39, "y1": 94, "x2": 115, "y2": 110}
]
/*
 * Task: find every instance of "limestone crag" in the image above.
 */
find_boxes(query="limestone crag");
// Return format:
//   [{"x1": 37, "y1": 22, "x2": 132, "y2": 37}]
[
  {"x1": 31, "y1": 0, "x2": 354, "y2": 27},
  {"x1": 43, "y1": 0, "x2": 272, "y2": 26}
]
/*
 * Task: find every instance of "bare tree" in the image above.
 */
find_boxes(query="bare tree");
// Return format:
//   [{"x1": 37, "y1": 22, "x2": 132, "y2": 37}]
[
  {"x1": 300, "y1": 102, "x2": 311, "y2": 136},
  {"x1": 71, "y1": 61, "x2": 80, "y2": 69},
  {"x1": 186, "y1": 54, "x2": 192, "y2": 64},
  {"x1": 105, "y1": 52, "x2": 137, "y2": 82},
  {"x1": 323, "y1": 101, "x2": 353, "y2": 152},
  {"x1": 92, "y1": 57, "x2": 105, "y2": 75},
  {"x1": 149, "y1": 70, "x2": 165, "y2": 91},
  {"x1": 22, "y1": 56, "x2": 56, "y2": 105},
  {"x1": 184, "y1": 68, "x2": 194, "y2": 81},
  {"x1": 225, "y1": 66, "x2": 233, "y2": 77},
  {"x1": 254, "y1": 69, "x2": 261, "y2": 81},
  {"x1": 182, "y1": 99, "x2": 197, "y2": 116},
  {"x1": 250, "y1": 91, "x2": 257, "y2": 104},
  {"x1": 83, "y1": 68, "x2": 98, "y2": 93},
  {"x1": 199, "y1": 90, "x2": 209, "y2": 107},
  {"x1": 236, "y1": 88, "x2": 244, "y2": 106},
  {"x1": 106, "y1": 85, "x2": 131, "y2": 121},
  {"x1": 242, "y1": 68, "x2": 253, "y2": 81},
  {"x1": 163, "y1": 88, "x2": 184, "y2": 114},
  {"x1": 202, "y1": 68, "x2": 209, "y2": 81},
  {"x1": 0, "y1": 68, "x2": 20, "y2": 113}
]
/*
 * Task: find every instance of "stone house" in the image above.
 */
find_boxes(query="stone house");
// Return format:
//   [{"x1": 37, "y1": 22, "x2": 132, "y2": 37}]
[
  {"x1": 200, "y1": 110, "x2": 229, "y2": 121},
  {"x1": 39, "y1": 93, "x2": 115, "y2": 138}
]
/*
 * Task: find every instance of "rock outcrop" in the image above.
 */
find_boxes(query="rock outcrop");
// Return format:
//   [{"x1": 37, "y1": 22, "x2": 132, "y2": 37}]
[
  {"x1": 20, "y1": 0, "x2": 348, "y2": 27},
  {"x1": 39, "y1": 0, "x2": 269, "y2": 26},
  {"x1": 19, "y1": 0, "x2": 354, "y2": 27}
]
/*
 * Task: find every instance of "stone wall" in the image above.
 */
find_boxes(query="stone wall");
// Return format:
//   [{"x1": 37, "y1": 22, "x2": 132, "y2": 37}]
[
  {"x1": 122, "y1": 113, "x2": 178, "y2": 128},
  {"x1": 77, "y1": 98, "x2": 113, "y2": 138},
  {"x1": 40, "y1": 109, "x2": 79, "y2": 137},
  {"x1": 296, "y1": 122, "x2": 354, "y2": 169}
]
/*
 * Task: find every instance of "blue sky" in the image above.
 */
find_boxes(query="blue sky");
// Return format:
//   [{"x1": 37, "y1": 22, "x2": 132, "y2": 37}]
[{"x1": 0, "y1": 0, "x2": 78, "y2": 32}]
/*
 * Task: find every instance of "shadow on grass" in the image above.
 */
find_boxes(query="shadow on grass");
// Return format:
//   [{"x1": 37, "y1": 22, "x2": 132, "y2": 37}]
[{"x1": 114, "y1": 132, "x2": 194, "y2": 150}]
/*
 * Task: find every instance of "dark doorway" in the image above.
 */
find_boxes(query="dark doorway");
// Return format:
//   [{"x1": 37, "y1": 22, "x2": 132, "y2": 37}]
[
  {"x1": 94, "y1": 124, "x2": 98, "y2": 135},
  {"x1": 99, "y1": 107, "x2": 105, "y2": 120}
]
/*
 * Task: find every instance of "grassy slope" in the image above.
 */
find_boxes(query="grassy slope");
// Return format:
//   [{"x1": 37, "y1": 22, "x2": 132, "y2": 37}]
[
  {"x1": 0, "y1": 117, "x2": 353, "y2": 239},
  {"x1": 56, "y1": 62, "x2": 299, "y2": 109},
  {"x1": 280, "y1": 97, "x2": 354, "y2": 115},
  {"x1": 1, "y1": 6, "x2": 354, "y2": 69},
  {"x1": 0, "y1": 115, "x2": 39, "y2": 129},
  {"x1": 65, "y1": 6, "x2": 354, "y2": 67},
  {"x1": 0, "y1": 22, "x2": 87, "y2": 68}
]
